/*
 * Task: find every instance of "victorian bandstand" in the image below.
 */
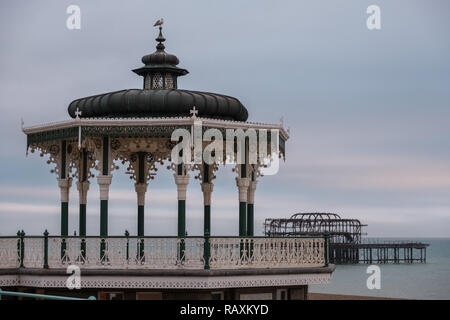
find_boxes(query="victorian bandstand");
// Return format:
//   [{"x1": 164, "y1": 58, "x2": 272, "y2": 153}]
[{"x1": 0, "y1": 25, "x2": 334, "y2": 300}]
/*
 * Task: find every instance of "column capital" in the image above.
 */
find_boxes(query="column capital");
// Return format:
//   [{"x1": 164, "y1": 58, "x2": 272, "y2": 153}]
[
  {"x1": 201, "y1": 182, "x2": 214, "y2": 206},
  {"x1": 76, "y1": 181, "x2": 90, "y2": 204},
  {"x1": 97, "y1": 174, "x2": 112, "y2": 185},
  {"x1": 173, "y1": 173, "x2": 190, "y2": 201},
  {"x1": 247, "y1": 180, "x2": 258, "y2": 204},
  {"x1": 57, "y1": 178, "x2": 72, "y2": 202},
  {"x1": 236, "y1": 177, "x2": 250, "y2": 202},
  {"x1": 97, "y1": 175, "x2": 112, "y2": 201},
  {"x1": 135, "y1": 182, "x2": 148, "y2": 206}
]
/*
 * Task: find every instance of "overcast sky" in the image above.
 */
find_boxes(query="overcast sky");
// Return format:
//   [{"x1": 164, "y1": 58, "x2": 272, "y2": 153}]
[{"x1": 0, "y1": 0, "x2": 449, "y2": 237}]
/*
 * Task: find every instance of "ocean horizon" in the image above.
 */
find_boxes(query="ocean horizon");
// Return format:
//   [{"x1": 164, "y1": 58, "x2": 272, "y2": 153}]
[{"x1": 310, "y1": 237, "x2": 450, "y2": 300}]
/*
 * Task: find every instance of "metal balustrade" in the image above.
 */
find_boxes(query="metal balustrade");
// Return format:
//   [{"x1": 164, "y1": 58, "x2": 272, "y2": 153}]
[{"x1": 0, "y1": 233, "x2": 329, "y2": 270}]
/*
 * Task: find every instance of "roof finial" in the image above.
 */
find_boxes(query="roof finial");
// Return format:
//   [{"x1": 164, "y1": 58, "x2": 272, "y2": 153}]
[{"x1": 154, "y1": 18, "x2": 165, "y2": 49}]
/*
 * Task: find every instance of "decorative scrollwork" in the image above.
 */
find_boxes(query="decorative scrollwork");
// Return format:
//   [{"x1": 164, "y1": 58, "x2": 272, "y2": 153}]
[
  {"x1": 192, "y1": 162, "x2": 219, "y2": 183},
  {"x1": 29, "y1": 142, "x2": 62, "y2": 177}
]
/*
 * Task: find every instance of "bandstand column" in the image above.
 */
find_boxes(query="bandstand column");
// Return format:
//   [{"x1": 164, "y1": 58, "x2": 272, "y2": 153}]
[
  {"x1": 97, "y1": 175, "x2": 112, "y2": 237},
  {"x1": 58, "y1": 178, "x2": 72, "y2": 236},
  {"x1": 247, "y1": 180, "x2": 257, "y2": 237},
  {"x1": 58, "y1": 140, "x2": 72, "y2": 237},
  {"x1": 201, "y1": 163, "x2": 213, "y2": 236},
  {"x1": 236, "y1": 137, "x2": 250, "y2": 236},
  {"x1": 77, "y1": 149, "x2": 90, "y2": 237},
  {"x1": 201, "y1": 182, "x2": 213, "y2": 236},
  {"x1": 135, "y1": 152, "x2": 148, "y2": 237},
  {"x1": 135, "y1": 183, "x2": 148, "y2": 236},
  {"x1": 174, "y1": 170, "x2": 189, "y2": 237},
  {"x1": 236, "y1": 175, "x2": 250, "y2": 237},
  {"x1": 76, "y1": 181, "x2": 89, "y2": 237},
  {"x1": 98, "y1": 136, "x2": 112, "y2": 237}
]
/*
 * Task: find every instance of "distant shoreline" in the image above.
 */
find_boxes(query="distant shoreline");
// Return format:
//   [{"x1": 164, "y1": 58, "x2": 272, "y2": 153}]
[{"x1": 308, "y1": 293, "x2": 405, "y2": 300}]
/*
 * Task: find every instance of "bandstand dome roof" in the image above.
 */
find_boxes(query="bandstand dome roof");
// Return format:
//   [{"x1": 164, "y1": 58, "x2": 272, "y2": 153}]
[
  {"x1": 67, "y1": 24, "x2": 249, "y2": 122},
  {"x1": 68, "y1": 89, "x2": 248, "y2": 121}
]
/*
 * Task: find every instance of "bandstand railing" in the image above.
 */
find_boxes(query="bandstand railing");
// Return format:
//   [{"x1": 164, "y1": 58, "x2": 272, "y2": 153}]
[{"x1": 0, "y1": 232, "x2": 329, "y2": 270}]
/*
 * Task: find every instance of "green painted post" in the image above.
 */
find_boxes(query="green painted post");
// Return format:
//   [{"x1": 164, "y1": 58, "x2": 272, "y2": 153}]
[
  {"x1": 99, "y1": 200, "x2": 107, "y2": 259},
  {"x1": 324, "y1": 233, "x2": 330, "y2": 267},
  {"x1": 20, "y1": 231, "x2": 25, "y2": 268},
  {"x1": 137, "y1": 206, "x2": 144, "y2": 237},
  {"x1": 137, "y1": 205, "x2": 144, "y2": 260},
  {"x1": 100, "y1": 200, "x2": 108, "y2": 237},
  {"x1": 79, "y1": 149, "x2": 88, "y2": 237},
  {"x1": 178, "y1": 200, "x2": 186, "y2": 237},
  {"x1": 247, "y1": 203, "x2": 254, "y2": 258},
  {"x1": 203, "y1": 163, "x2": 211, "y2": 237},
  {"x1": 102, "y1": 137, "x2": 109, "y2": 176},
  {"x1": 81, "y1": 238, "x2": 86, "y2": 260},
  {"x1": 79, "y1": 204, "x2": 86, "y2": 236},
  {"x1": 60, "y1": 140, "x2": 69, "y2": 238},
  {"x1": 17, "y1": 230, "x2": 24, "y2": 268},
  {"x1": 137, "y1": 152, "x2": 146, "y2": 238},
  {"x1": 61, "y1": 238, "x2": 67, "y2": 261},
  {"x1": 61, "y1": 140, "x2": 67, "y2": 179},
  {"x1": 238, "y1": 142, "x2": 248, "y2": 237},
  {"x1": 124, "y1": 230, "x2": 130, "y2": 261},
  {"x1": 99, "y1": 136, "x2": 109, "y2": 261},
  {"x1": 239, "y1": 202, "x2": 247, "y2": 237},
  {"x1": 246, "y1": 203, "x2": 254, "y2": 236},
  {"x1": 178, "y1": 200, "x2": 186, "y2": 262},
  {"x1": 203, "y1": 231, "x2": 210, "y2": 270},
  {"x1": 61, "y1": 202, "x2": 69, "y2": 236},
  {"x1": 204, "y1": 205, "x2": 211, "y2": 236},
  {"x1": 43, "y1": 230, "x2": 49, "y2": 269},
  {"x1": 16, "y1": 230, "x2": 20, "y2": 267}
]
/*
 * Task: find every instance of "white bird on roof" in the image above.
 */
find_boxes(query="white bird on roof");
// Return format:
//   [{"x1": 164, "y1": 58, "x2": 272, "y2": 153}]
[{"x1": 154, "y1": 18, "x2": 164, "y2": 27}]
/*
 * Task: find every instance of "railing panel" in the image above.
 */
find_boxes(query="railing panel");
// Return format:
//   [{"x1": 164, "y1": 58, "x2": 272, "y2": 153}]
[
  {"x1": 0, "y1": 236, "x2": 326, "y2": 270},
  {"x1": 23, "y1": 238, "x2": 44, "y2": 268},
  {"x1": 0, "y1": 238, "x2": 20, "y2": 268},
  {"x1": 125, "y1": 237, "x2": 204, "y2": 269},
  {"x1": 209, "y1": 237, "x2": 325, "y2": 269}
]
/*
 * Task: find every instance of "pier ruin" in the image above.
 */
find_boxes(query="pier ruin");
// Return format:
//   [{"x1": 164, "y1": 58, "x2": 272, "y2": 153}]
[{"x1": 264, "y1": 213, "x2": 429, "y2": 264}]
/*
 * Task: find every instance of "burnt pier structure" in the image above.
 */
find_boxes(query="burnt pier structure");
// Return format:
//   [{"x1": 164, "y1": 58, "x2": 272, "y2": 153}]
[{"x1": 264, "y1": 213, "x2": 429, "y2": 264}]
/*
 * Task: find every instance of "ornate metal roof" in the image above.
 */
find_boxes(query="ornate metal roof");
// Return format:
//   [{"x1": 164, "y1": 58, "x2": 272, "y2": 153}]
[{"x1": 68, "y1": 89, "x2": 248, "y2": 121}]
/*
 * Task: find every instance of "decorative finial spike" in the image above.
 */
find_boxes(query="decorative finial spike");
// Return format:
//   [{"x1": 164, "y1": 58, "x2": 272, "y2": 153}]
[
  {"x1": 75, "y1": 107, "x2": 82, "y2": 120},
  {"x1": 190, "y1": 106, "x2": 198, "y2": 119},
  {"x1": 154, "y1": 18, "x2": 165, "y2": 48}
]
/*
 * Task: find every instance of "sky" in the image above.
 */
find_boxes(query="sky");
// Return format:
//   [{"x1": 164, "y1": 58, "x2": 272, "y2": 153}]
[{"x1": 0, "y1": 0, "x2": 449, "y2": 237}]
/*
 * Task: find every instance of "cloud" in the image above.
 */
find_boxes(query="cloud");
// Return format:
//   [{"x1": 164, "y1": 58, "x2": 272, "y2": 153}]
[{"x1": 0, "y1": 0, "x2": 449, "y2": 237}]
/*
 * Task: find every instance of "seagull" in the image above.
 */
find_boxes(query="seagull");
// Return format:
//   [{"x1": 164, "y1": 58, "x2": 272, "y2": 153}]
[{"x1": 154, "y1": 18, "x2": 164, "y2": 27}]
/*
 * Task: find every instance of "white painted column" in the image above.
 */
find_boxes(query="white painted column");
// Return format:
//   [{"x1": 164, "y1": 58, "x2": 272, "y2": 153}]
[
  {"x1": 58, "y1": 178, "x2": 73, "y2": 203},
  {"x1": 174, "y1": 173, "x2": 189, "y2": 237},
  {"x1": 236, "y1": 177, "x2": 250, "y2": 236},
  {"x1": 76, "y1": 180, "x2": 90, "y2": 236},
  {"x1": 247, "y1": 180, "x2": 257, "y2": 236},
  {"x1": 58, "y1": 178, "x2": 72, "y2": 236},
  {"x1": 97, "y1": 175, "x2": 112, "y2": 237},
  {"x1": 77, "y1": 181, "x2": 90, "y2": 205},
  {"x1": 201, "y1": 182, "x2": 214, "y2": 206}
]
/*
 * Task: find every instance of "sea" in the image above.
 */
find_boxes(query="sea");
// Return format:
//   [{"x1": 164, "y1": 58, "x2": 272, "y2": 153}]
[{"x1": 309, "y1": 238, "x2": 450, "y2": 300}]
